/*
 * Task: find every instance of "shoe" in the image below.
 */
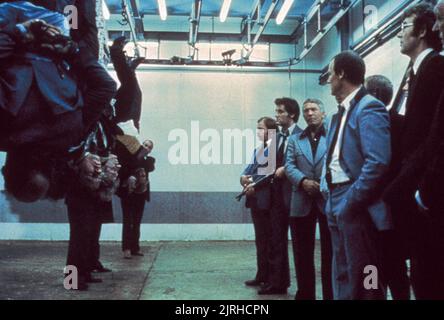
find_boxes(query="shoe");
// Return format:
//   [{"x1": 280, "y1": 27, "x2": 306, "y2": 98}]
[
  {"x1": 131, "y1": 251, "x2": 144, "y2": 256},
  {"x1": 257, "y1": 285, "x2": 287, "y2": 295},
  {"x1": 123, "y1": 250, "x2": 132, "y2": 259},
  {"x1": 85, "y1": 275, "x2": 103, "y2": 283},
  {"x1": 93, "y1": 266, "x2": 112, "y2": 273},
  {"x1": 75, "y1": 280, "x2": 89, "y2": 291},
  {"x1": 244, "y1": 279, "x2": 266, "y2": 287}
]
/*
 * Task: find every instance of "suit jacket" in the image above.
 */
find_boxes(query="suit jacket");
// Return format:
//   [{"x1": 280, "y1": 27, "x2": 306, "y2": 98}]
[
  {"x1": 285, "y1": 126, "x2": 327, "y2": 217},
  {"x1": 275, "y1": 125, "x2": 303, "y2": 210},
  {"x1": 418, "y1": 91, "x2": 444, "y2": 212},
  {"x1": 242, "y1": 144, "x2": 272, "y2": 211},
  {"x1": 321, "y1": 87, "x2": 392, "y2": 231},
  {"x1": 385, "y1": 51, "x2": 444, "y2": 203},
  {"x1": 0, "y1": 2, "x2": 83, "y2": 117}
]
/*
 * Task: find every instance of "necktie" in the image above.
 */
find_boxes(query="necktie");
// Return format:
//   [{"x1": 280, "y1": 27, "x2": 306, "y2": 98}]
[
  {"x1": 276, "y1": 129, "x2": 289, "y2": 167},
  {"x1": 395, "y1": 66, "x2": 414, "y2": 114},
  {"x1": 326, "y1": 105, "x2": 346, "y2": 167}
]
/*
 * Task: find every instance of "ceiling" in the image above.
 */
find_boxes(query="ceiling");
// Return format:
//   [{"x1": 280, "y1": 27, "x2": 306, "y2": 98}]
[{"x1": 104, "y1": 0, "x2": 342, "y2": 44}]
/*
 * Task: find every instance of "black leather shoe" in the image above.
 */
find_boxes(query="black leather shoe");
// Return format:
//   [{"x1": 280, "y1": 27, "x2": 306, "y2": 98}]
[
  {"x1": 244, "y1": 279, "x2": 265, "y2": 287},
  {"x1": 85, "y1": 276, "x2": 103, "y2": 284},
  {"x1": 257, "y1": 285, "x2": 287, "y2": 295},
  {"x1": 76, "y1": 280, "x2": 88, "y2": 291},
  {"x1": 93, "y1": 266, "x2": 112, "y2": 273}
]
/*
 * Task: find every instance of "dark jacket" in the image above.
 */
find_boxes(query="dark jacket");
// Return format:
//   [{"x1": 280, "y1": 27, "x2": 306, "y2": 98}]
[{"x1": 384, "y1": 51, "x2": 444, "y2": 203}]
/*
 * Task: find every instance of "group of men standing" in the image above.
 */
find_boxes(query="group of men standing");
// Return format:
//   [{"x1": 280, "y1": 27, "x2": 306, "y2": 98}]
[{"x1": 241, "y1": 1, "x2": 444, "y2": 300}]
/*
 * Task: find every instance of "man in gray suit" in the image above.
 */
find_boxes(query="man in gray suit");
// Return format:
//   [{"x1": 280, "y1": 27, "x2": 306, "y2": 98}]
[
  {"x1": 285, "y1": 99, "x2": 332, "y2": 300},
  {"x1": 321, "y1": 51, "x2": 392, "y2": 300}
]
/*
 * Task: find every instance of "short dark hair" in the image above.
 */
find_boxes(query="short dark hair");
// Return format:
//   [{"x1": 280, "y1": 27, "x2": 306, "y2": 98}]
[
  {"x1": 332, "y1": 51, "x2": 366, "y2": 86},
  {"x1": 365, "y1": 75, "x2": 394, "y2": 106},
  {"x1": 274, "y1": 97, "x2": 300, "y2": 122},
  {"x1": 403, "y1": 2, "x2": 442, "y2": 52},
  {"x1": 257, "y1": 116, "x2": 278, "y2": 130}
]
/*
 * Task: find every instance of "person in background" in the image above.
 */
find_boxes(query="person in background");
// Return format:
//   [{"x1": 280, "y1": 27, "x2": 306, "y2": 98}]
[
  {"x1": 365, "y1": 74, "x2": 411, "y2": 300},
  {"x1": 383, "y1": 2, "x2": 444, "y2": 299},
  {"x1": 285, "y1": 99, "x2": 332, "y2": 300},
  {"x1": 257, "y1": 98, "x2": 302, "y2": 295},
  {"x1": 321, "y1": 51, "x2": 391, "y2": 300},
  {"x1": 240, "y1": 117, "x2": 277, "y2": 289},
  {"x1": 118, "y1": 139, "x2": 155, "y2": 259}
]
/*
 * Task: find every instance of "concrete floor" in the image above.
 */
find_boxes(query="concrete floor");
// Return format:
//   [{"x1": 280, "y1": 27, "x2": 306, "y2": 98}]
[{"x1": 0, "y1": 241, "x2": 325, "y2": 300}]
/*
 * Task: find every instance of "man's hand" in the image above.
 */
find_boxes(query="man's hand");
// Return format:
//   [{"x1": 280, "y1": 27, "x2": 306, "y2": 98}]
[
  {"x1": 301, "y1": 179, "x2": 320, "y2": 196},
  {"x1": 20, "y1": 19, "x2": 62, "y2": 44},
  {"x1": 275, "y1": 166, "x2": 286, "y2": 179},
  {"x1": 240, "y1": 175, "x2": 252, "y2": 187},
  {"x1": 244, "y1": 184, "x2": 255, "y2": 197}
]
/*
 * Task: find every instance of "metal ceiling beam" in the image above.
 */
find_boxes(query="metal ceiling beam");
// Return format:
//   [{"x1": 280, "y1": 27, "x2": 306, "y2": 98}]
[
  {"x1": 292, "y1": 0, "x2": 358, "y2": 64},
  {"x1": 121, "y1": 0, "x2": 141, "y2": 56},
  {"x1": 108, "y1": 31, "x2": 293, "y2": 43},
  {"x1": 351, "y1": 0, "x2": 420, "y2": 56},
  {"x1": 108, "y1": 58, "x2": 323, "y2": 72},
  {"x1": 129, "y1": 0, "x2": 144, "y2": 39},
  {"x1": 240, "y1": 0, "x2": 280, "y2": 63},
  {"x1": 188, "y1": 0, "x2": 202, "y2": 57},
  {"x1": 240, "y1": 0, "x2": 265, "y2": 40}
]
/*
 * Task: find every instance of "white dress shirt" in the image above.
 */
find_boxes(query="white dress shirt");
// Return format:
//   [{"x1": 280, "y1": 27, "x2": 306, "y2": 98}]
[
  {"x1": 278, "y1": 123, "x2": 297, "y2": 154},
  {"x1": 328, "y1": 86, "x2": 362, "y2": 184},
  {"x1": 398, "y1": 48, "x2": 434, "y2": 116}
]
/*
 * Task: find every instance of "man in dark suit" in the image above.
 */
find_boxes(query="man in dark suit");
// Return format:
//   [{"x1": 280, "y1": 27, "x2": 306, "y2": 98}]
[
  {"x1": 321, "y1": 51, "x2": 392, "y2": 300},
  {"x1": 240, "y1": 117, "x2": 277, "y2": 288},
  {"x1": 257, "y1": 97, "x2": 302, "y2": 295},
  {"x1": 383, "y1": 2, "x2": 444, "y2": 300},
  {"x1": 285, "y1": 99, "x2": 332, "y2": 300},
  {"x1": 364, "y1": 75, "x2": 410, "y2": 300}
]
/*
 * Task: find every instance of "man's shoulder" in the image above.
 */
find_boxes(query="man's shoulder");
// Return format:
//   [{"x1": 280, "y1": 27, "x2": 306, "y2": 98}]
[
  {"x1": 356, "y1": 94, "x2": 386, "y2": 112},
  {"x1": 420, "y1": 52, "x2": 444, "y2": 74}
]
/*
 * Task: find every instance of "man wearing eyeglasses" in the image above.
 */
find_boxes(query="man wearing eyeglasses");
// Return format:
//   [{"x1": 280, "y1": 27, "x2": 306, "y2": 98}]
[{"x1": 383, "y1": 2, "x2": 444, "y2": 300}]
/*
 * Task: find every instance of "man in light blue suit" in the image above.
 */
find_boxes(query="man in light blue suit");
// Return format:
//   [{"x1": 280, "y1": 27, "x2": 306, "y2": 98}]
[
  {"x1": 285, "y1": 99, "x2": 332, "y2": 300},
  {"x1": 321, "y1": 51, "x2": 392, "y2": 300}
]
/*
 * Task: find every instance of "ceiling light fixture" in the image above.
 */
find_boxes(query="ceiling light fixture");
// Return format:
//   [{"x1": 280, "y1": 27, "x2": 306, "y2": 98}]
[
  {"x1": 276, "y1": 0, "x2": 294, "y2": 25},
  {"x1": 219, "y1": 0, "x2": 232, "y2": 23}
]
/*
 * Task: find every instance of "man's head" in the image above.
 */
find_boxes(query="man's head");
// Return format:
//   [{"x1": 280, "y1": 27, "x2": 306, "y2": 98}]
[
  {"x1": 257, "y1": 116, "x2": 278, "y2": 142},
  {"x1": 302, "y1": 99, "x2": 326, "y2": 129},
  {"x1": 398, "y1": 3, "x2": 442, "y2": 58},
  {"x1": 433, "y1": 0, "x2": 444, "y2": 45},
  {"x1": 327, "y1": 51, "x2": 365, "y2": 102},
  {"x1": 143, "y1": 139, "x2": 154, "y2": 154},
  {"x1": 364, "y1": 75, "x2": 394, "y2": 106},
  {"x1": 2, "y1": 150, "x2": 50, "y2": 203},
  {"x1": 274, "y1": 97, "x2": 300, "y2": 129}
]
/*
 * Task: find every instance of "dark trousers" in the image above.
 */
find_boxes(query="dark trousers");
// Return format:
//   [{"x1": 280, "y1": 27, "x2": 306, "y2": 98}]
[
  {"x1": 66, "y1": 194, "x2": 102, "y2": 278},
  {"x1": 91, "y1": 220, "x2": 103, "y2": 270},
  {"x1": 250, "y1": 208, "x2": 272, "y2": 283},
  {"x1": 121, "y1": 192, "x2": 147, "y2": 253},
  {"x1": 289, "y1": 205, "x2": 333, "y2": 300},
  {"x1": 410, "y1": 210, "x2": 444, "y2": 300},
  {"x1": 268, "y1": 181, "x2": 290, "y2": 289},
  {"x1": 377, "y1": 230, "x2": 411, "y2": 300}
]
